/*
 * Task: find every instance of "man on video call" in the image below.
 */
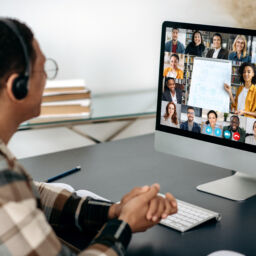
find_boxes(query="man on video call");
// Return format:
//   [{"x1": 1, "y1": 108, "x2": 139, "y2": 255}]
[
  {"x1": 165, "y1": 27, "x2": 185, "y2": 54},
  {"x1": 206, "y1": 33, "x2": 229, "y2": 60},
  {"x1": 180, "y1": 106, "x2": 201, "y2": 133},
  {"x1": 223, "y1": 115, "x2": 246, "y2": 142},
  {"x1": 0, "y1": 18, "x2": 177, "y2": 255}
]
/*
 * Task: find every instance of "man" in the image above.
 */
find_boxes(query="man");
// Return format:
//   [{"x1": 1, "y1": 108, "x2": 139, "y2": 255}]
[
  {"x1": 180, "y1": 106, "x2": 201, "y2": 133},
  {"x1": 206, "y1": 33, "x2": 229, "y2": 60},
  {"x1": 162, "y1": 77, "x2": 182, "y2": 104},
  {"x1": 0, "y1": 18, "x2": 177, "y2": 255},
  {"x1": 223, "y1": 115, "x2": 246, "y2": 142},
  {"x1": 165, "y1": 27, "x2": 185, "y2": 54}
]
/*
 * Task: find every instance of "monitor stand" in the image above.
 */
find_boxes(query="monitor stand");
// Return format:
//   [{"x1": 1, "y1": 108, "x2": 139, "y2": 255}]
[{"x1": 197, "y1": 172, "x2": 256, "y2": 201}]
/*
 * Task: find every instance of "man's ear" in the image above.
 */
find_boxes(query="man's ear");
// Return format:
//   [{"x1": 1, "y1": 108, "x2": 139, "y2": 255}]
[{"x1": 5, "y1": 73, "x2": 21, "y2": 102}]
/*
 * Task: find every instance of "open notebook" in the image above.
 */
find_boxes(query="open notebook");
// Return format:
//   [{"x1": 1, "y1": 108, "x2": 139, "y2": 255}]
[{"x1": 48, "y1": 182, "x2": 110, "y2": 202}]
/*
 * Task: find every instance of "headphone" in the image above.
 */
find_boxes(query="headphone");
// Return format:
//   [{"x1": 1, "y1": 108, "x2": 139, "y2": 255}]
[
  {"x1": 0, "y1": 18, "x2": 30, "y2": 100},
  {"x1": 211, "y1": 33, "x2": 223, "y2": 45}
]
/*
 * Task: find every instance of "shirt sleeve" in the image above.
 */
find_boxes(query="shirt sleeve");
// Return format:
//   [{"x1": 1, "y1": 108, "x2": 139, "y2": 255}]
[
  {"x1": 35, "y1": 181, "x2": 113, "y2": 232},
  {"x1": 0, "y1": 169, "x2": 131, "y2": 256}
]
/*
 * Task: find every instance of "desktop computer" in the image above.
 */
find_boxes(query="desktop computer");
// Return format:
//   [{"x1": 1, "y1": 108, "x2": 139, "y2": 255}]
[{"x1": 155, "y1": 21, "x2": 256, "y2": 201}]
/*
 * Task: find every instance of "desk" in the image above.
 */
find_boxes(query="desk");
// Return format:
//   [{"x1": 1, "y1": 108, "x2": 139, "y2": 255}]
[{"x1": 20, "y1": 134, "x2": 256, "y2": 256}]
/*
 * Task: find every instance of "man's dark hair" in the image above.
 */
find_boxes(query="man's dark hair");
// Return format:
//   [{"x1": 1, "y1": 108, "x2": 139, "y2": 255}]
[
  {"x1": 230, "y1": 115, "x2": 240, "y2": 123},
  {"x1": 172, "y1": 27, "x2": 179, "y2": 32},
  {"x1": 239, "y1": 62, "x2": 256, "y2": 84},
  {"x1": 0, "y1": 18, "x2": 35, "y2": 89},
  {"x1": 212, "y1": 33, "x2": 222, "y2": 45},
  {"x1": 187, "y1": 106, "x2": 194, "y2": 112}
]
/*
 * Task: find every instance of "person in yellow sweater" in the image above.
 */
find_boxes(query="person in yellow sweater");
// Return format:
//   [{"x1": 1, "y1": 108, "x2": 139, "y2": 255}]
[
  {"x1": 163, "y1": 53, "x2": 184, "y2": 79},
  {"x1": 224, "y1": 62, "x2": 256, "y2": 118}
]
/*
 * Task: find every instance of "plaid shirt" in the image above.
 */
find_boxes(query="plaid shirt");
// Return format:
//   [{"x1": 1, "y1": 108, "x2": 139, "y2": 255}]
[{"x1": 0, "y1": 140, "x2": 131, "y2": 255}]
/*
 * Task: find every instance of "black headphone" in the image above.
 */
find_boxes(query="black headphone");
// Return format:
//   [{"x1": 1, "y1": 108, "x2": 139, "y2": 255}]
[
  {"x1": 0, "y1": 18, "x2": 30, "y2": 100},
  {"x1": 211, "y1": 33, "x2": 223, "y2": 45}
]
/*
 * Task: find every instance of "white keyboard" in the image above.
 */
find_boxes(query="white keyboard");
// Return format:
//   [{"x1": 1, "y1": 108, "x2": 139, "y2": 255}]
[{"x1": 160, "y1": 199, "x2": 221, "y2": 232}]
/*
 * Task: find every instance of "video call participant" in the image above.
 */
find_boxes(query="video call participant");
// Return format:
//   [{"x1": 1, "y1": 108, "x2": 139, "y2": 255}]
[
  {"x1": 201, "y1": 110, "x2": 222, "y2": 137},
  {"x1": 180, "y1": 106, "x2": 201, "y2": 133},
  {"x1": 223, "y1": 115, "x2": 246, "y2": 142},
  {"x1": 0, "y1": 18, "x2": 178, "y2": 256},
  {"x1": 224, "y1": 62, "x2": 256, "y2": 118},
  {"x1": 163, "y1": 53, "x2": 184, "y2": 79},
  {"x1": 165, "y1": 27, "x2": 185, "y2": 54},
  {"x1": 162, "y1": 77, "x2": 182, "y2": 104},
  {"x1": 245, "y1": 121, "x2": 256, "y2": 145},
  {"x1": 185, "y1": 30, "x2": 205, "y2": 57},
  {"x1": 161, "y1": 102, "x2": 180, "y2": 128},
  {"x1": 228, "y1": 35, "x2": 251, "y2": 63},
  {"x1": 206, "y1": 33, "x2": 229, "y2": 59}
]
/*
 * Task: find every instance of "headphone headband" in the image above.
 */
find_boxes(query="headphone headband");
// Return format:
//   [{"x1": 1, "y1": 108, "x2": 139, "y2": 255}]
[
  {"x1": 0, "y1": 18, "x2": 30, "y2": 77},
  {"x1": 0, "y1": 18, "x2": 30, "y2": 99}
]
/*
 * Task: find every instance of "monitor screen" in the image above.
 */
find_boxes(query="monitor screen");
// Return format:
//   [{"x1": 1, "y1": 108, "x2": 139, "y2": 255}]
[{"x1": 156, "y1": 21, "x2": 256, "y2": 154}]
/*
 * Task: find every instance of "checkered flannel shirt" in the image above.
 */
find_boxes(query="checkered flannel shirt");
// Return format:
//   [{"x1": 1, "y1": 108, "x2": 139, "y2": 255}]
[{"x1": 0, "y1": 140, "x2": 131, "y2": 255}]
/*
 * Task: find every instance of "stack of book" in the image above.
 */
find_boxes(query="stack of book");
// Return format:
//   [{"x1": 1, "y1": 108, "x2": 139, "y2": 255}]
[{"x1": 30, "y1": 79, "x2": 91, "y2": 123}]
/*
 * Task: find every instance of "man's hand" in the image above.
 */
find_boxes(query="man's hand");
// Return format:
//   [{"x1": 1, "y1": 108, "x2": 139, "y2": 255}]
[
  {"x1": 108, "y1": 185, "x2": 150, "y2": 219},
  {"x1": 146, "y1": 193, "x2": 177, "y2": 222},
  {"x1": 118, "y1": 184, "x2": 160, "y2": 232},
  {"x1": 118, "y1": 184, "x2": 177, "y2": 233}
]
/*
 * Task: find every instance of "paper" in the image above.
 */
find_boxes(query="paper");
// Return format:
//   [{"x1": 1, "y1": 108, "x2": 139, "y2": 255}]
[
  {"x1": 76, "y1": 190, "x2": 110, "y2": 201},
  {"x1": 46, "y1": 79, "x2": 86, "y2": 88},
  {"x1": 188, "y1": 58, "x2": 232, "y2": 113},
  {"x1": 42, "y1": 99, "x2": 91, "y2": 106},
  {"x1": 48, "y1": 182, "x2": 110, "y2": 201}
]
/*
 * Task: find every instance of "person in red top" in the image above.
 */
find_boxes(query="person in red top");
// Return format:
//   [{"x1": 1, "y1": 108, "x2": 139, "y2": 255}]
[{"x1": 165, "y1": 27, "x2": 185, "y2": 54}]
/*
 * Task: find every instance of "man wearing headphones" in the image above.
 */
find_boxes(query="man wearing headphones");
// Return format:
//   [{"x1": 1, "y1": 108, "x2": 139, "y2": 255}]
[
  {"x1": 206, "y1": 33, "x2": 229, "y2": 60},
  {"x1": 0, "y1": 18, "x2": 177, "y2": 255}
]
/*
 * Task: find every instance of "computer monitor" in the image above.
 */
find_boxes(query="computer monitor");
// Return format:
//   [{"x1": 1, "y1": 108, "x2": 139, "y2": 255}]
[{"x1": 155, "y1": 21, "x2": 256, "y2": 201}]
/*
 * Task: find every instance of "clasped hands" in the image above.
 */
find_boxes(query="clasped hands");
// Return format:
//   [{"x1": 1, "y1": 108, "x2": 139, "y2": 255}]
[{"x1": 108, "y1": 184, "x2": 177, "y2": 232}]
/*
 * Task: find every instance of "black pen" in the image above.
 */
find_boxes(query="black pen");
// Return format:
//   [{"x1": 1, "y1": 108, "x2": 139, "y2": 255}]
[{"x1": 45, "y1": 166, "x2": 81, "y2": 183}]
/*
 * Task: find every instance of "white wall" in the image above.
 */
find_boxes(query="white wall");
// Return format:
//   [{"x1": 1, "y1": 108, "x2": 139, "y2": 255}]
[{"x1": 0, "y1": 0, "x2": 238, "y2": 94}]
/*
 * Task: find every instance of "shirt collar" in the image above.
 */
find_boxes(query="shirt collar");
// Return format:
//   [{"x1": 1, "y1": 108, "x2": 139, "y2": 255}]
[{"x1": 0, "y1": 139, "x2": 16, "y2": 163}]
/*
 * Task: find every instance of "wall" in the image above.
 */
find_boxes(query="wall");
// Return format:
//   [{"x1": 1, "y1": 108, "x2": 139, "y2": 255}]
[{"x1": 0, "y1": 0, "x2": 238, "y2": 94}]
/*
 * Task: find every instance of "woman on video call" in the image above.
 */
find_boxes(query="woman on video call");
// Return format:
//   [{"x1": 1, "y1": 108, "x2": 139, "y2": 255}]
[
  {"x1": 163, "y1": 53, "x2": 184, "y2": 79},
  {"x1": 162, "y1": 77, "x2": 182, "y2": 104},
  {"x1": 185, "y1": 30, "x2": 205, "y2": 57},
  {"x1": 161, "y1": 102, "x2": 179, "y2": 128},
  {"x1": 228, "y1": 35, "x2": 251, "y2": 63},
  {"x1": 224, "y1": 62, "x2": 256, "y2": 118},
  {"x1": 201, "y1": 110, "x2": 222, "y2": 137}
]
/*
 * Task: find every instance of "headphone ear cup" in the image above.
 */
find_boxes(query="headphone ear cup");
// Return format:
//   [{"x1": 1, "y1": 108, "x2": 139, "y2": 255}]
[{"x1": 12, "y1": 76, "x2": 28, "y2": 100}]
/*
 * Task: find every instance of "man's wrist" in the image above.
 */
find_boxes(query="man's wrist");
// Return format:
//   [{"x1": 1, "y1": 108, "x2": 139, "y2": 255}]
[
  {"x1": 91, "y1": 219, "x2": 132, "y2": 253},
  {"x1": 118, "y1": 213, "x2": 134, "y2": 232},
  {"x1": 108, "y1": 203, "x2": 121, "y2": 219}
]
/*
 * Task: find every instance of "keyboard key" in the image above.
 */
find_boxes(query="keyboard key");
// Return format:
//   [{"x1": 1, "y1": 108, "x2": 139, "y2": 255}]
[{"x1": 159, "y1": 196, "x2": 221, "y2": 232}]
